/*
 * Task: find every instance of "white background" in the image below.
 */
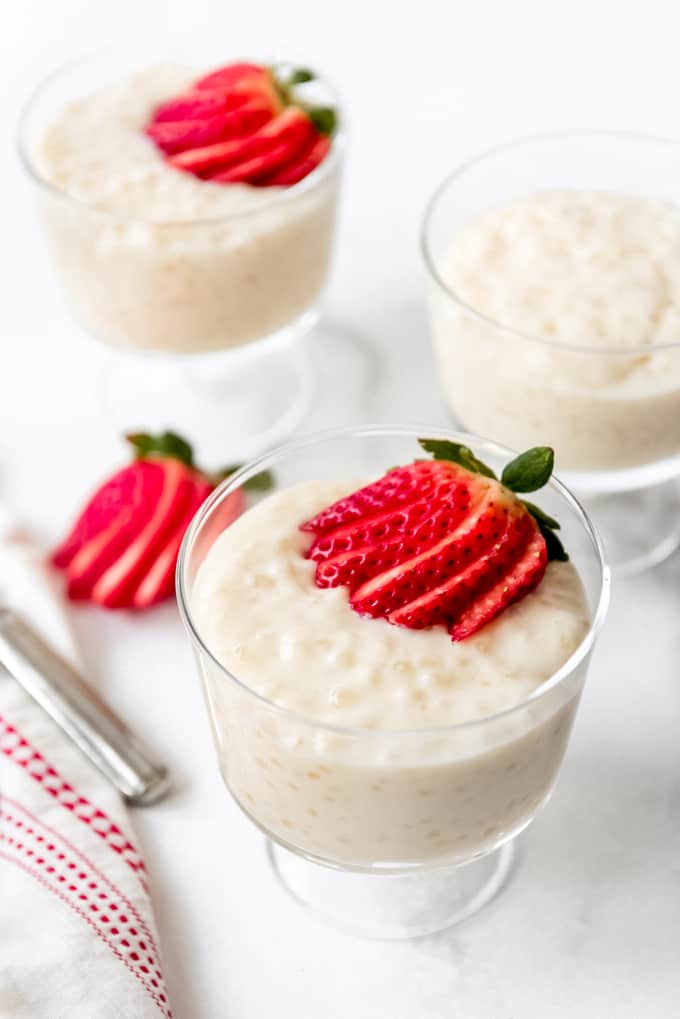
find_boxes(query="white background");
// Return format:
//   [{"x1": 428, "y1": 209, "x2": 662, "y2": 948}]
[{"x1": 3, "y1": 2, "x2": 680, "y2": 1017}]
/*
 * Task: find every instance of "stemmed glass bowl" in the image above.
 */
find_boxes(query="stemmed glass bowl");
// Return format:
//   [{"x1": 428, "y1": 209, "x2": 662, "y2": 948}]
[
  {"x1": 18, "y1": 41, "x2": 345, "y2": 461},
  {"x1": 421, "y1": 132, "x2": 680, "y2": 574},
  {"x1": 177, "y1": 425, "x2": 609, "y2": 938}
]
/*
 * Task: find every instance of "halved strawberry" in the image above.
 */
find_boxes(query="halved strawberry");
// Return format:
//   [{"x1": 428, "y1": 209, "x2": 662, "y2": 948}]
[
  {"x1": 52, "y1": 432, "x2": 273, "y2": 611},
  {"x1": 146, "y1": 101, "x2": 274, "y2": 155},
  {"x1": 300, "y1": 440, "x2": 566, "y2": 642}
]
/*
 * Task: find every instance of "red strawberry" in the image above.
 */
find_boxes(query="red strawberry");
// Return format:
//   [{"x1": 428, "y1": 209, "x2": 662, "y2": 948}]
[
  {"x1": 194, "y1": 63, "x2": 267, "y2": 92},
  {"x1": 300, "y1": 441, "x2": 565, "y2": 641},
  {"x1": 151, "y1": 91, "x2": 234, "y2": 124},
  {"x1": 260, "y1": 134, "x2": 331, "y2": 186},
  {"x1": 52, "y1": 432, "x2": 271, "y2": 611},
  {"x1": 145, "y1": 61, "x2": 335, "y2": 188},
  {"x1": 210, "y1": 124, "x2": 314, "y2": 184},
  {"x1": 145, "y1": 101, "x2": 275, "y2": 155},
  {"x1": 170, "y1": 107, "x2": 313, "y2": 178}
]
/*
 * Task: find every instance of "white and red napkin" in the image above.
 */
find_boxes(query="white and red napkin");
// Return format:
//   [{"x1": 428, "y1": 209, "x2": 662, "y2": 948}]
[{"x1": 0, "y1": 511, "x2": 172, "y2": 1019}]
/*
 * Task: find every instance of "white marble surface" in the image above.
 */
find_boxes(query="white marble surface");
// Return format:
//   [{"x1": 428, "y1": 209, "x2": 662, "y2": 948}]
[{"x1": 3, "y1": 3, "x2": 680, "y2": 1016}]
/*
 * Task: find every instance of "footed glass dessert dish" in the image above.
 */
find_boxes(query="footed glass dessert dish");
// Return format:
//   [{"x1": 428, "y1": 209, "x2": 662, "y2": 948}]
[
  {"x1": 177, "y1": 425, "x2": 609, "y2": 938},
  {"x1": 422, "y1": 132, "x2": 680, "y2": 574},
  {"x1": 18, "y1": 42, "x2": 345, "y2": 461}
]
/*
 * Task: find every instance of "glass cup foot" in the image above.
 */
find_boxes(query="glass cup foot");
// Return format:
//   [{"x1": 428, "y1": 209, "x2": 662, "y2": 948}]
[
  {"x1": 580, "y1": 479, "x2": 680, "y2": 576},
  {"x1": 267, "y1": 839, "x2": 518, "y2": 940}
]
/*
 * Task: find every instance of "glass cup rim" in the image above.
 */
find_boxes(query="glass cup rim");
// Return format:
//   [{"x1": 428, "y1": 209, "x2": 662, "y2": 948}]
[
  {"x1": 16, "y1": 40, "x2": 346, "y2": 229},
  {"x1": 176, "y1": 423, "x2": 611, "y2": 739},
  {"x1": 420, "y1": 128, "x2": 680, "y2": 357}
]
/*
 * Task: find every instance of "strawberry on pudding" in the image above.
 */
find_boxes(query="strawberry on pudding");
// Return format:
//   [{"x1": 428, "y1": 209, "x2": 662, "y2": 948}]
[
  {"x1": 189, "y1": 438, "x2": 594, "y2": 867},
  {"x1": 24, "y1": 58, "x2": 341, "y2": 353}
]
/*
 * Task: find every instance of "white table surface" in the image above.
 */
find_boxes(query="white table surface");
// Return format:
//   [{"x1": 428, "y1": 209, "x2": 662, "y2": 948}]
[{"x1": 3, "y1": 3, "x2": 680, "y2": 1016}]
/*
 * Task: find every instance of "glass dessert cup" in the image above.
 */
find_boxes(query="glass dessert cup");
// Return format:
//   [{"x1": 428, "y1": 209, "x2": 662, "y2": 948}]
[
  {"x1": 177, "y1": 425, "x2": 609, "y2": 939},
  {"x1": 17, "y1": 42, "x2": 345, "y2": 462},
  {"x1": 422, "y1": 132, "x2": 680, "y2": 575}
]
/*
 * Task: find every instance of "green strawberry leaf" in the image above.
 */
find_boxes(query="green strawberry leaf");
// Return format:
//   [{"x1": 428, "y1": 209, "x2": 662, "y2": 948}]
[
  {"x1": 288, "y1": 68, "x2": 316, "y2": 85},
  {"x1": 215, "y1": 465, "x2": 275, "y2": 492},
  {"x1": 501, "y1": 447, "x2": 554, "y2": 493},
  {"x1": 307, "y1": 106, "x2": 337, "y2": 135},
  {"x1": 540, "y1": 525, "x2": 569, "y2": 562},
  {"x1": 521, "y1": 500, "x2": 560, "y2": 531},
  {"x1": 418, "y1": 438, "x2": 497, "y2": 479},
  {"x1": 126, "y1": 430, "x2": 194, "y2": 468},
  {"x1": 418, "y1": 437, "x2": 567, "y2": 561}
]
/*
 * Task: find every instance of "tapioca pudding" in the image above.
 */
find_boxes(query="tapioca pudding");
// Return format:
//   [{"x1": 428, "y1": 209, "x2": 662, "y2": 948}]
[
  {"x1": 191, "y1": 480, "x2": 591, "y2": 867},
  {"x1": 28, "y1": 64, "x2": 340, "y2": 353},
  {"x1": 427, "y1": 190, "x2": 680, "y2": 473}
]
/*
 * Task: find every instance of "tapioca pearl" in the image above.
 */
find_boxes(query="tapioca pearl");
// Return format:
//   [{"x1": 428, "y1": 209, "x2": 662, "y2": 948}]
[{"x1": 328, "y1": 685, "x2": 356, "y2": 708}]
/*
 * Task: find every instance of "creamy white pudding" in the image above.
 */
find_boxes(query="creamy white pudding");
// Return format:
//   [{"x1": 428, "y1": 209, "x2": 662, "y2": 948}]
[
  {"x1": 191, "y1": 480, "x2": 591, "y2": 867},
  {"x1": 428, "y1": 190, "x2": 680, "y2": 473},
  {"x1": 31, "y1": 67, "x2": 339, "y2": 353}
]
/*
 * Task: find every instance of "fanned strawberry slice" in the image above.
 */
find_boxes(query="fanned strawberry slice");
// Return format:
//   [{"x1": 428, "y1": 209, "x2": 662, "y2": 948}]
[
  {"x1": 64, "y1": 462, "x2": 165, "y2": 601},
  {"x1": 300, "y1": 440, "x2": 566, "y2": 641},
  {"x1": 130, "y1": 480, "x2": 220, "y2": 609},
  {"x1": 350, "y1": 487, "x2": 520, "y2": 618},
  {"x1": 170, "y1": 107, "x2": 313, "y2": 178},
  {"x1": 260, "y1": 134, "x2": 331, "y2": 186},
  {"x1": 302, "y1": 461, "x2": 452, "y2": 537},
  {"x1": 449, "y1": 529, "x2": 548, "y2": 641},
  {"x1": 145, "y1": 60, "x2": 336, "y2": 188},
  {"x1": 52, "y1": 461, "x2": 157, "y2": 570},
  {"x1": 146, "y1": 101, "x2": 274, "y2": 155},
  {"x1": 194, "y1": 64, "x2": 266, "y2": 91},
  {"x1": 52, "y1": 431, "x2": 272, "y2": 611},
  {"x1": 211, "y1": 127, "x2": 314, "y2": 184},
  {"x1": 90, "y1": 459, "x2": 196, "y2": 609}
]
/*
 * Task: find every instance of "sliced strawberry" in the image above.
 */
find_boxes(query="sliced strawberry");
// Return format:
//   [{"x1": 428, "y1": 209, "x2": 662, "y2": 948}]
[
  {"x1": 449, "y1": 529, "x2": 548, "y2": 641},
  {"x1": 145, "y1": 61, "x2": 335, "y2": 188},
  {"x1": 52, "y1": 431, "x2": 271, "y2": 611},
  {"x1": 210, "y1": 132, "x2": 312, "y2": 185},
  {"x1": 52, "y1": 461, "x2": 156, "y2": 570},
  {"x1": 151, "y1": 90, "x2": 234, "y2": 124},
  {"x1": 302, "y1": 461, "x2": 456, "y2": 537},
  {"x1": 89, "y1": 459, "x2": 196, "y2": 609},
  {"x1": 170, "y1": 107, "x2": 313, "y2": 178},
  {"x1": 310, "y1": 482, "x2": 474, "y2": 590},
  {"x1": 130, "y1": 476, "x2": 215, "y2": 603},
  {"x1": 300, "y1": 445, "x2": 558, "y2": 641},
  {"x1": 260, "y1": 134, "x2": 330, "y2": 186},
  {"x1": 146, "y1": 101, "x2": 274, "y2": 155},
  {"x1": 194, "y1": 63, "x2": 266, "y2": 91},
  {"x1": 350, "y1": 487, "x2": 519, "y2": 618}
]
